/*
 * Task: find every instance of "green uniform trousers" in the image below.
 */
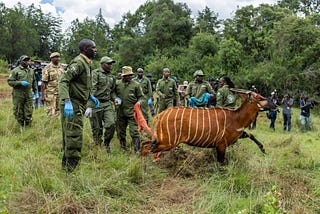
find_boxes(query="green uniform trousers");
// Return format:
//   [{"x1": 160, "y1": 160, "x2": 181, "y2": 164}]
[
  {"x1": 89, "y1": 101, "x2": 116, "y2": 144},
  {"x1": 61, "y1": 100, "x2": 85, "y2": 160},
  {"x1": 157, "y1": 97, "x2": 174, "y2": 114},
  {"x1": 116, "y1": 111, "x2": 139, "y2": 141},
  {"x1": 12, "y1": 90, "x2": 33, "y2": 126}
]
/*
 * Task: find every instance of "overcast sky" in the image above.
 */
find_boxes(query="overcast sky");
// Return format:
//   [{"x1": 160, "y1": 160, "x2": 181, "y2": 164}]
[{"x1": 1, "y1": 0, "x2": 278, "y2": 29}]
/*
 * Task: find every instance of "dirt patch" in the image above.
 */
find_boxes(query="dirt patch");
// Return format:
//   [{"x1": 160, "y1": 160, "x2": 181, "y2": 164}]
[
  {"x1": 156, "y1": 147, "x2": 218, "y2": 178},
  {"x1": 139, "y1": 177, "x2": 200, "y2": 213}
]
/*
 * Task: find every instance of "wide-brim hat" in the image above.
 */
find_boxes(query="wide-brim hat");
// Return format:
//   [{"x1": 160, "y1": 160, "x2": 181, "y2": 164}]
[
  {"x1": 50, "y1": 52, "x2": 60, "y2": 58},
  {"x1": 100, "y1": 56, "x2": 115, "y2": 64},
  {"x1": 122, "y1": 66, "x2": 134, "y2": 76}
]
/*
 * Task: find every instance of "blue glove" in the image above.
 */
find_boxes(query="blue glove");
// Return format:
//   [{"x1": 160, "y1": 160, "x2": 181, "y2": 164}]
[
  {"x1": 115, "y1": 97, "x2": 122, "y2": 106},
  {"x1": 148, "y1": 98, "x2": 153, "y2": 105},
  {"x1": 64, "y1": 100, "x2": 73, "y2": 119},
  {"x1": 20, "y1": 81, "x2": 29, "y2": 87},
  {"x1": 89, "y1": 95, "x2": 100, "y2": 108},
  {"x1": 35, "y1": 92, "x2": 40, "y2": 99}
]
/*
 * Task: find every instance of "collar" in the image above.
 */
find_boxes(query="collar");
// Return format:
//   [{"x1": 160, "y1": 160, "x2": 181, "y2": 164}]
[{"x1": 80, "y1": 53, "x2": 92, "y2": 64}]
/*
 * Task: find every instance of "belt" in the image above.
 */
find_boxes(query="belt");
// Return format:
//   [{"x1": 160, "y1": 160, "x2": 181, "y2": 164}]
[{"x1": 98, "y1": 99, "x2": 110, "y2": 103}]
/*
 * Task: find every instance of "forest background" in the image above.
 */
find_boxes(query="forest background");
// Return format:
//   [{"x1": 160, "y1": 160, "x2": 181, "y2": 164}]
[{"x1": 0, "y1": 0, "x2": 320, "y2": 101}]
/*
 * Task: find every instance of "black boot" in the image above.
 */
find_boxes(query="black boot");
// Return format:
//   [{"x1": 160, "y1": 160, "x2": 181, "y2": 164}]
[
  {"x1": 64, "y1": 157, "x2": 80, "y2": 173},
  {"x1": 120, "y1": 140, "x2": 127, "y2": 151},
  {"x1": 104, "y1": 140, "x2": 111, "y2": 153},
  {"x1": 133, "y1": 137, "x2": 141, "y2": 153}
]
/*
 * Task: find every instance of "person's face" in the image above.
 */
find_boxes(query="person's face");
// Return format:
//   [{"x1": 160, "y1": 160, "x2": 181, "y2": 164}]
[
  {"x1": 123, "y1": 74, "x2": 133, "y2": 82},
  {"x1": 219, "y1": 79, "x2": 225, "y2": 88},
  {"x1": 196, "y1": 75, "x2": 203, "y2": 82},
  {"x1": 84, "y1": 41, "x2": 97, "y2": 58},
  {"x1": 163, "y1": 70, "x2": 170, "y2": 78},
  {"x1": 137, "y1": 71, "x2": 143, "y2": 78},
  {"x1": 51, "y1": 56, "x2": 60, "y2": 65},
  {"x1": 101, "y1": 62, "x2": 112, "y2": 72},
  {"x1": 20, "y1": 58, "x2": 30, "y2": 68}
]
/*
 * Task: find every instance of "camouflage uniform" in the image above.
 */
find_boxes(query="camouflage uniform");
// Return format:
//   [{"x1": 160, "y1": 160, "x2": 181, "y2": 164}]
[
  {"x1": 185, "y1": 80, "x2": 214, "y2": 107},
  {"x1": 90, "y1": 67, "x2": 116, "y2": 147},
  {"x1": 132, "y1": 76, "x2": 152, "y2": 123},
  {"x1": 7, "y1": 65, "x2": 38, "y2": 126},
  {"x1": 41, "y1": 62, "x2": 64, "y2": 116},
  {"x1": 58, "y1": 54, "x2": 94, "y2": 170},
  {"x1": 155, "y1": 77, "x2": 178, "y2": 114},
  {"x1": 115, "y1": 76, "x2": 144, "y2": 152},
  {"x1": 216, "y1": 85, "x2": 236, "y2": 108}
]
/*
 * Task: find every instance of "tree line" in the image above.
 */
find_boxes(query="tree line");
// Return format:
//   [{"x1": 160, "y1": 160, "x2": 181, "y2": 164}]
[{"x1": 1, "y1": 0, "x2": 320, "y2": 101}]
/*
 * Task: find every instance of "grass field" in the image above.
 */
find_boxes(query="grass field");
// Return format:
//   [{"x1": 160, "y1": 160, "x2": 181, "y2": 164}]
[{"x1": 0, "y1": 95, "x2": 320, "y2": 213}]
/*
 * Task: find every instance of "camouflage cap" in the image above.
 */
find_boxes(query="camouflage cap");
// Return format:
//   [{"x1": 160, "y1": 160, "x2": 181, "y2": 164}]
[
  {"x1": 50, "y1": 52, "x2": 60, "y2": 58},
  {"x1": 100, "y1": 56, "x2": 115, "y2": 64},
  {"x1": 19, "y1": 55, "x2": 30, "y2": 62}
]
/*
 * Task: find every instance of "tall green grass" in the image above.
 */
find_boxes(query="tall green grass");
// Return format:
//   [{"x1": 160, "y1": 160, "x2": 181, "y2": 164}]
[{"x1": 0, "y1": 98, "x2": 320, "y2": 213}]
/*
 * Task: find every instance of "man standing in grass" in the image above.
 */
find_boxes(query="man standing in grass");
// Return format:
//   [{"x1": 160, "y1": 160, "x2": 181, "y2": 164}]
[
  {"x1": 155, "y1": 68, "x2": 179, "y2": 114},
  {"x1": 133, "y1": 67, "x2": 153, "y2": 123},
  {"x1": 115, "y1": 66, "x2": 144, "y2": 152},
  {"x1": 7, "y1": 55, "x2": 38, "y2": 128},
  {"x1": 41, "y1": 52, "x2": 65, "y2": 117},
  {"x1": 86, "y1": 56, "x2": 116, "y2": 153},
  {"x1": 58, "y1": 39, "x2": 99, "y2": 173}
]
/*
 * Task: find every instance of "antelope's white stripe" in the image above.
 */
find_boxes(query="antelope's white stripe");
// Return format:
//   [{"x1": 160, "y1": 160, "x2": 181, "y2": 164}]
[
  {"x1": 195, "y1": 108, "x2": 205, "y2": 146},
  {"x1": 212, "y1": 107, "x2": 220, "y2": 143},
  {"x1": 190, "y1": 108, "x2": 199, "y2": 143},
  {"x1": 202, "y1": 108, "x2": 211, "y2": 147},
  {"x1": 173, "y1": 108, "x2": 180, "y2": 145},
  {"x1": 166, "y1": 108, "x2": 174, "y2": 145},
  {"x1": 186, "y1": 108, "x2": 194, "y2": 141},
  {"x1": 177, "y1": 107, "x2": 186, "y2": 145}
]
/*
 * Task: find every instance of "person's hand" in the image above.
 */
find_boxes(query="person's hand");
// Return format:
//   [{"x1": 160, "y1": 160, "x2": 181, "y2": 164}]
[
  {"x1": 148, "y1": 98, "x2": 153, "y2": 105},
  {"x1": 85, "y1": 108, "x2": 92, "y2": 117},
  {"x1": 115, "y1": 97, "x2": 122, "y2": 106},
  {"x1": 20, "y1": 81, "x2": 29, "y2": 87},
  {"x1": 64, "y1": 100, "x2": 73, "y2": 119},
  {"x1": 89, "y1": 95, "x2": 100, "y2": 108},
  {"x1": 35, "y1": 93, "x2": 40, "y2": 99}
]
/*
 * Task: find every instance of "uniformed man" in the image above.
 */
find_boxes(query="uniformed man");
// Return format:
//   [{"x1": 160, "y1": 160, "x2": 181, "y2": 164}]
[
  {"x1": 41, "y1": 52, "x2": 65, "y2": 117},
  {"x1": 115, "y1": 66, "x2": 144, "y2": 152},
  {"x1": 216, "y1": 76, "x2": 236, "y2": 108},
  {"x1": 132, "y1": 68, "x2": 152, "y2": 123},
  {"x1": 155, "y1": 68, "x2": 179, "y2": 114},
  {"x1": 185, "y1": 70, "x2": 215, "y2": 107},
  {"x1": 87, "y1": 56, "x2": 116, "y2": 153},
  {"x1": 58, "y1": 39, "x2": 100, "y2": 173},
  {"x1": 7, "y1": 55, "x2": 38, "y2": 127}
]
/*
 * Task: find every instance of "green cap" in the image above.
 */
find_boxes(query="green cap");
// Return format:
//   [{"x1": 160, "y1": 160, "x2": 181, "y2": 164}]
[
  {"x1": 19, "y1": 55, "x2": 30, "y2": 62},
  {"x1": 100, "y1": 56, "x2": 115, "y2": 64},
  {"x1": 193, "y1": 70, "x2": 204, "y2": 77}
]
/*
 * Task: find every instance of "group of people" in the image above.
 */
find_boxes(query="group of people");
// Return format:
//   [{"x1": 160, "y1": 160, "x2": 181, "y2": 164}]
[
  {"x1": 7, "y1": 38, "x2": 314, "y2": 173},
  {"x1": 266, "y1": 90, "x2": 313, "y2": 132}
]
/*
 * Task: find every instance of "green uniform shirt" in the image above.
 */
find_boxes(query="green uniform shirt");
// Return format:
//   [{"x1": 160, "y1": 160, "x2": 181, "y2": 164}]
[
  {"x1": 91, "y1": 67, "x2": 116, "y2": 103},
  {"x1": 7, "y1": 65, "x2": 38, "y2": 94},
  {"x1": 116, "y1": 80, "x2": 144, "y2": 117},
  {"x1": 185, "y1": 80, "x2": 214, "y2": 99},
  {"x1": 59, "y1": 54, "x2": 92, "y2": 104},
  {"x1": 156, "y1": 77, "x2": 178, "y2": 99},
  {"x1": 132, "y1": 76, "x2": 152, "y2": 99},
  {"x1": 216, "y1": 85, "x2": 236, "y2": 108}
]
